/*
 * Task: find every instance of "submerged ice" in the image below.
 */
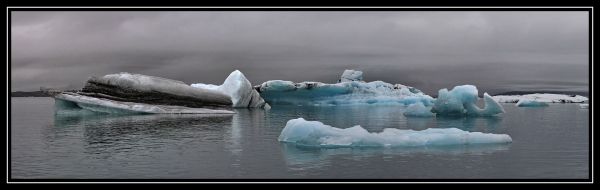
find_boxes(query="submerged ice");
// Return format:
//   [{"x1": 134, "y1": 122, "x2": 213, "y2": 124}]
[
  {"x1": 278, "y1": 118, "x2": 512, "y2": 148},
  {"x1": 256, "y1": 70, "x2": 434, "y2": 106},
  {"x1": 431, "y1": 85, "x2": 504, "y2": 116}
]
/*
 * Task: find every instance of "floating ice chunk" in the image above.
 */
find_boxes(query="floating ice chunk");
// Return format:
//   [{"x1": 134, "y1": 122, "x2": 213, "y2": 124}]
[
  {"x1": 492, "y1": 94, "x2": 588, "y2": 103},
  {"x1": 403, "y1": 102, "x2": 434, "y2": 117},
  {"x1": 475, "y1": 93, "x2": 506, "y2": 116},
  {"x1": 55, "y1": 93, "x2": 235, "y2": 114},
  {"x1": 255, "y1": 80, "x2": 298, "y2": 92},
  {"x1": 431, "y1": 87, "x2": 471, "y2": 116},
  {"x1": 257, "y1": 80, "x2": 433, "y2": 106},
  {"x1": 431, "y1": 85, "x2": 504, "y2": 116},
  {"x1": 278, "y1": 118, "x2": 512, "y2": 148},
  {"x1": 82, "y1": 72, "x2": 232, "y2": 108},
  {"x1": 256, "y1": 70, "x2": 433, "y2": 106},
  {"x1": 515, "y1": 99, "x2": 549, "y2": 107},
  {"x1": 191, "y1": 70, "x2": 268, "y2": 108},
  {"x1": 340, "y1": 69, "x2": 363, "y2": 82},
  {"x1": 579, "y1": 104, "x2": 589, "y2": 109}
]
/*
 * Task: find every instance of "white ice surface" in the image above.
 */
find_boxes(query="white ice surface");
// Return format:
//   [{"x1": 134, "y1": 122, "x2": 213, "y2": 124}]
[
  {"x1": 492, "y1": 94, "x2": 588, "y2": 103},
  {"x1": 278, "y1": 118, "x2": 512, "y2": 148},
  {"x1": 340, "y1": 69, "x2": 363, "y2": 82},
  {"x1": 191, "y1": 70, "x2": 267, "y2": 108},
  {"x1": 55, "y1": 93, "x2": 235, "y2": 114}
]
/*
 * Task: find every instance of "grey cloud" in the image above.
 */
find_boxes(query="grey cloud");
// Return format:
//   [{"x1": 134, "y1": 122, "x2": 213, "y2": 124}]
[{"x1": 11, "y1": 11, "x2": 589, "y2": 95}]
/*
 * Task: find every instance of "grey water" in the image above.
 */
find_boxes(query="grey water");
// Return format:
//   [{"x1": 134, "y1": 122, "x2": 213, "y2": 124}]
[{"x1": 10, "y1": 97, "x2": 589, "y2": 179}]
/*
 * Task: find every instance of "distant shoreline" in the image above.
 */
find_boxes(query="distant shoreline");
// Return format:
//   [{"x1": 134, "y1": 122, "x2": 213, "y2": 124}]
[
  {"x1": 11, "y1": 90, "x2": 78, "y2": 97},
  {"x1": 11, "y1": 91, "x2": 53, "y2": 97}
]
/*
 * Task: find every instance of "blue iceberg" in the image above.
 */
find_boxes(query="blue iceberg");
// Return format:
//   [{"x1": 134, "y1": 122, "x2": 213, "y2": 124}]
[
  {"x1": 278, "y1": 118, "x2": 512, "y2": 148},
  {"x1": 431, "y1": 85, "x2": 505, "y2": 116},
  {"x1": 256, "y1": 70, "x2": 434, "y2": 106}
]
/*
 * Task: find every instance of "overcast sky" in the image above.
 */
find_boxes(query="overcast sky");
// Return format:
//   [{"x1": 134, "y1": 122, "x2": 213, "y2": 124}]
[{"x1": 11, "y1": 11, "x2": 589, "y2": 95}]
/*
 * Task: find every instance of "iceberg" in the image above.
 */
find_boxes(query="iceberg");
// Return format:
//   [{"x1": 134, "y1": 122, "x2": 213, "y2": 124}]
[
  {"x1": 515, "y1": 99, "x2": 549, "y2": 107},
  {"x1": 278, "y1": 118, "x2": 512, "y2": 148},
  {"x1": 256, "y1": 70, "x2": 434, "y2": 106},
  {"x1": 52, "y1": 72, "x2": 244, "y2": 115},
  {"x1": 403, "y1": 102, "x2": 434, "y2": 117},
  {"x1": 55, "y1": 92, "x2": 235, "y2": 114},
  {"x1": 492, "y1": 94, "x2": 588, "y2": 104},
  {"x1": 431, "y1": 85, "x2": 504, "y2": 116},
  {"x1": 81, "y1": 72, "x2": 232, "y2": 109},
  {"x1": 339, "y1": 69, "x2": 363, "y2": 82},
  {"x1": 191, "y1": 70, "x2": 268, "y2": 108}
]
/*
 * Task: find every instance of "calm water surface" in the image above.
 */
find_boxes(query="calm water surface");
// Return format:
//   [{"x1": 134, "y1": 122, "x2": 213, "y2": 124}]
[{"x1": 10, "y1": 97, "x2": 589, "y2": 179}]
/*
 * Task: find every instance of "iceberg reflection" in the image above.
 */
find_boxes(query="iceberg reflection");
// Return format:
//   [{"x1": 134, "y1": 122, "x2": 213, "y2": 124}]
[
  {"x1": 281, "y1": 143, "x2": 510, "y2": 167},
  {"x1": 52, "y1": 112, "x2": 233, "y2": 155}
]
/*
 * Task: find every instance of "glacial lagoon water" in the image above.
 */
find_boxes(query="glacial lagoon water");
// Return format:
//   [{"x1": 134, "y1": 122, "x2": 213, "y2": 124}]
[{"x1": 10, "y1": 97, "x2": 589, "y2": 179}]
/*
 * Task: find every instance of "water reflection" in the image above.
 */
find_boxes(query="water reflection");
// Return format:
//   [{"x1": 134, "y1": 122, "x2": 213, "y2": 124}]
[
  {"x1": 226, "y1": 109, "x2": 268, "y2": 155},
  {"x1": 268, "y1": 105, "x2": 406, "y2": 132},
  {"x1": 405, "y1": 117, "x2": 433, "y2": 130},
  {"x1": 281, "y1": 143, "x2": 511, "y2": 167},
  {"x1": 400, "y1": 115, "x2": 504, "y2": 132},
  {"x1": 53, "y1": 113, "x2": 233, "y2": 155},
  {"x1": 433, "y1": 116, "x2": 503, "y2": 133},
  {"x1": 52, "y1": 105, "x2": 510, "y2": 174}
]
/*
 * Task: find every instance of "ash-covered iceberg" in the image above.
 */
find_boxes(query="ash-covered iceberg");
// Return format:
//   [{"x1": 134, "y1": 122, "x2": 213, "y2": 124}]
[
  {"x1": 431, "y1": 85, "x2": 505, "y2": 116},
  {"x1": 255, "y1": 70, "x2": 434, "y2": 106},
  {"x1": 492, "y1": 94, "x2": 588, "y2": 103},
  {"x1": 54, "y1": 72, "x2": 236, "y2": 114},
  {"x1": 278, "y1": 118, "x2": 512, "y2": 148},
  {"x1": 55, "y1": 92, "x2": 235, "y2": 114},
  {"x1": 81, "y1": 72, "x2": 232, "y2": 109},
  {"x1": 191, "y1": 70, "x2": 268, "y2": 109},
  {"x1": 515, "y1": 99, "x2": 549, "y2": 107}
]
